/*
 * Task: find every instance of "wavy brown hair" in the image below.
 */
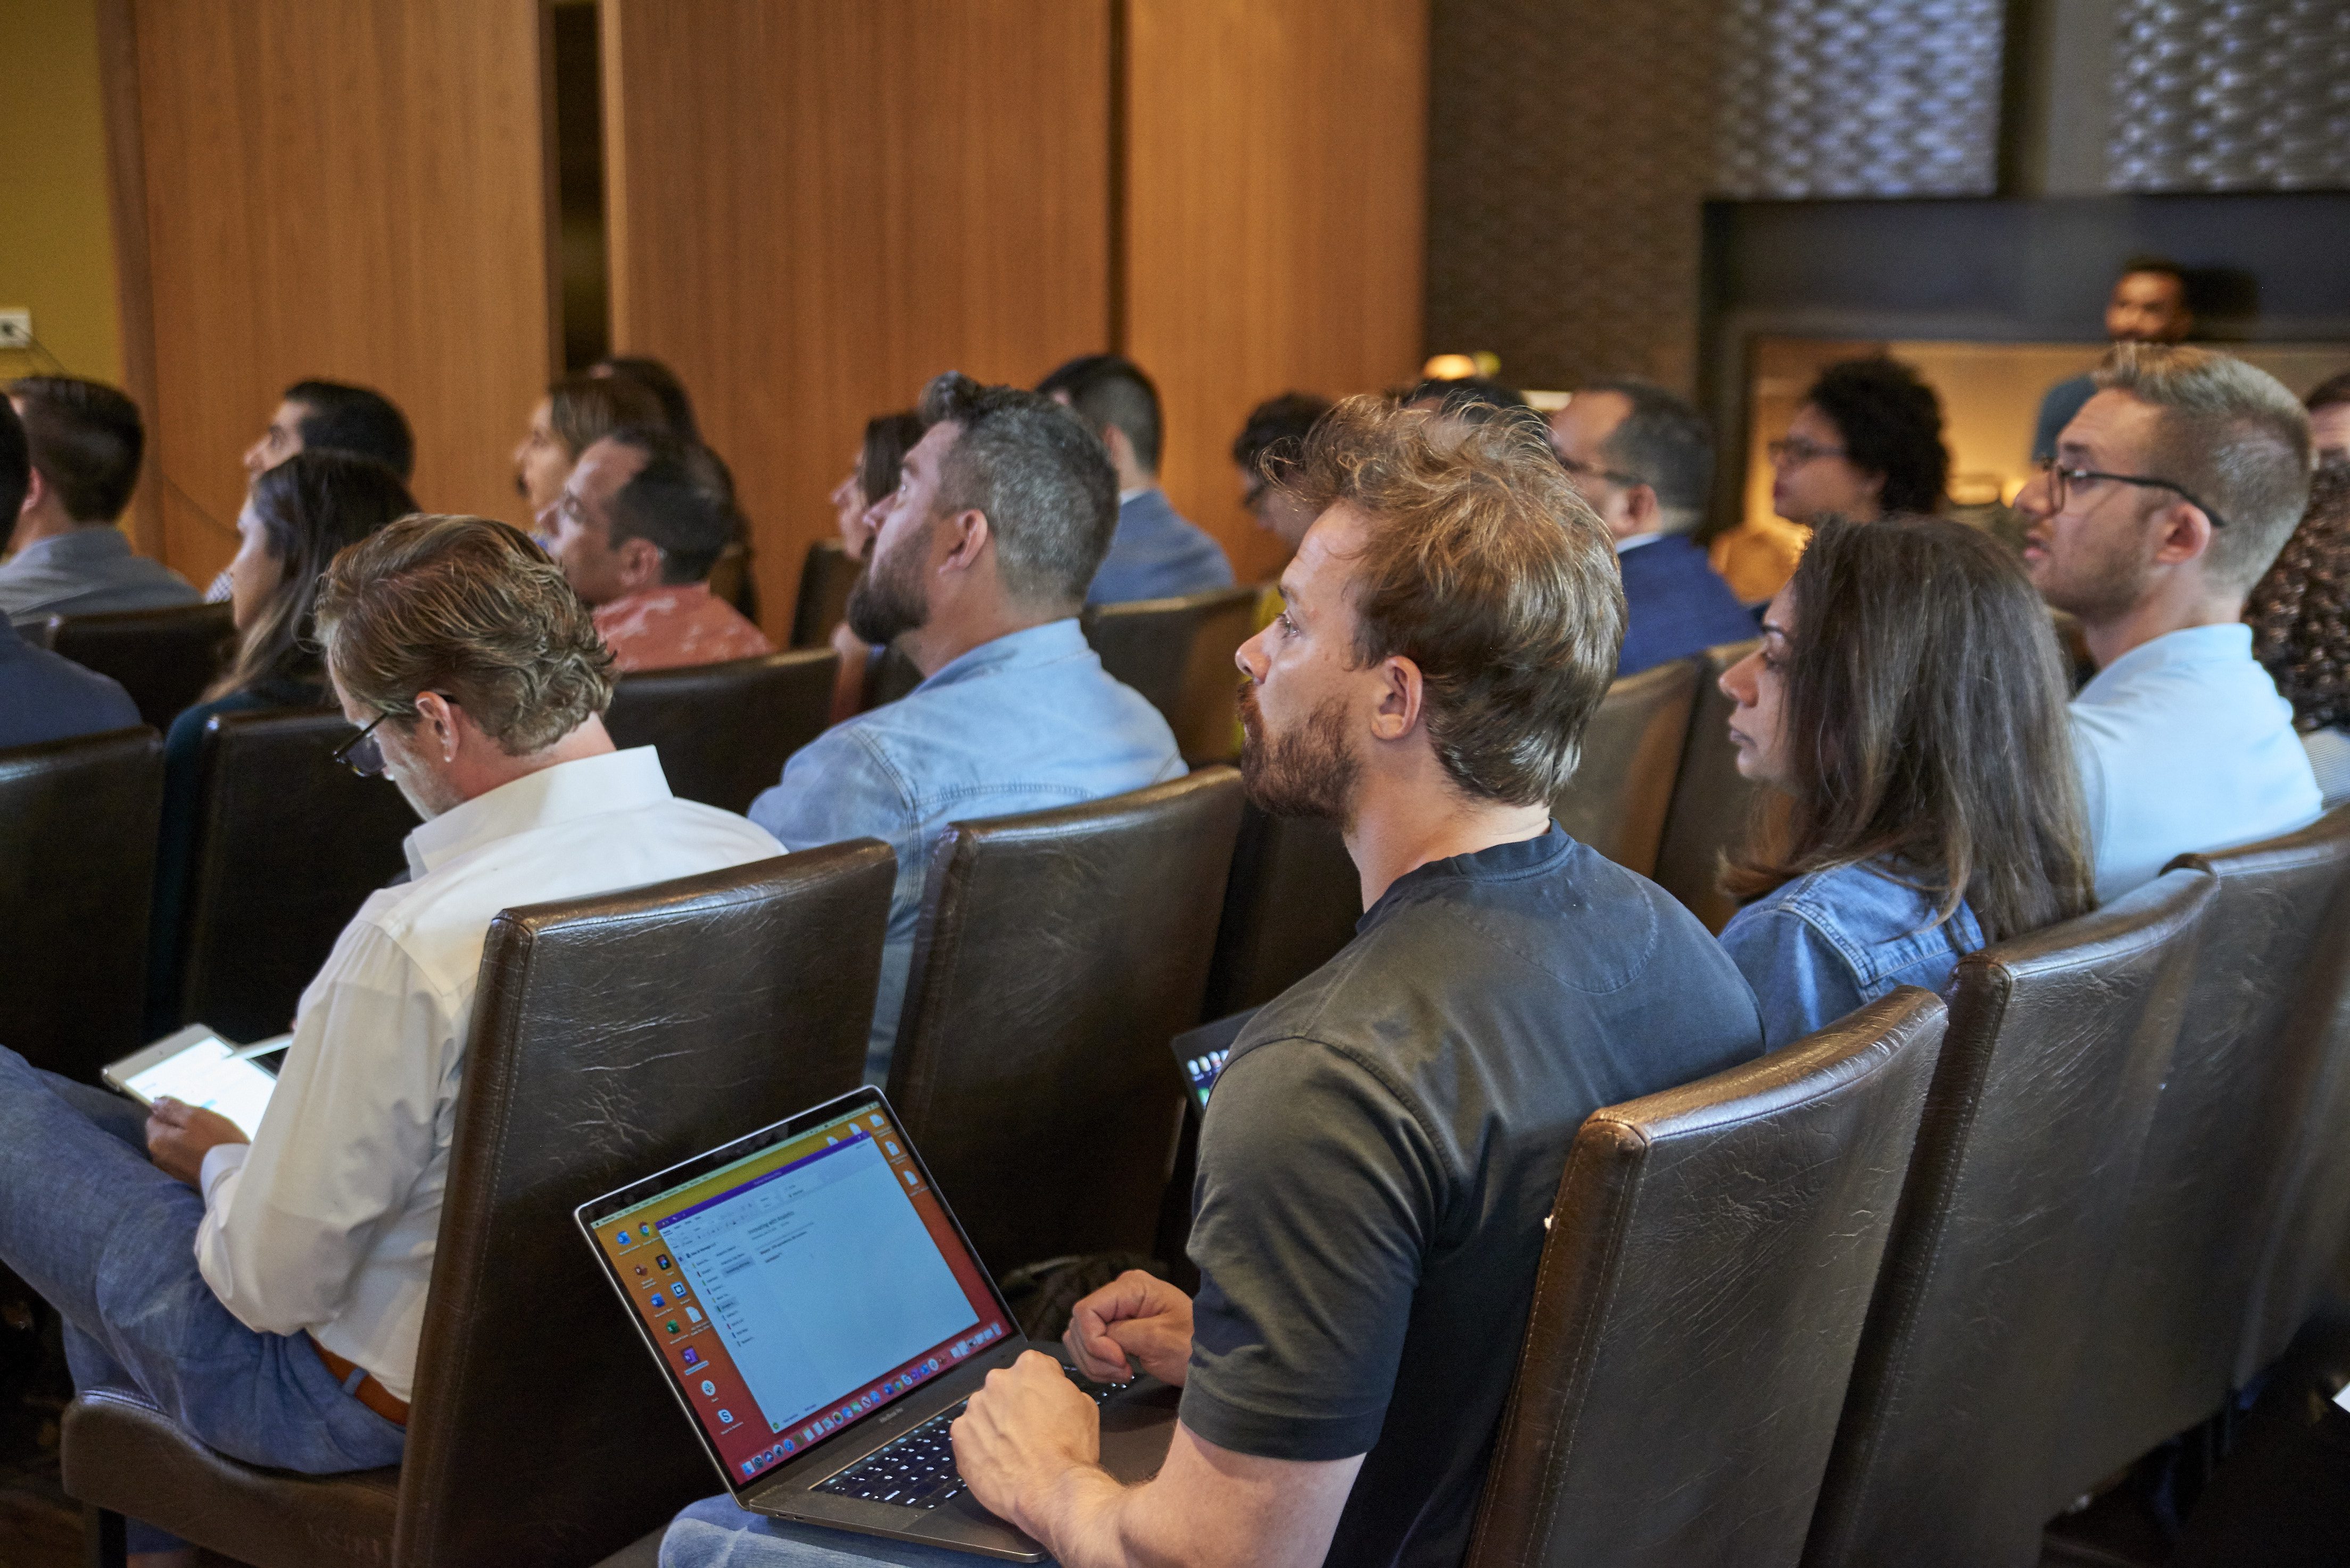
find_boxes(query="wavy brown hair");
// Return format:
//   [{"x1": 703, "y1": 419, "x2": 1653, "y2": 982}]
[
  {"x1": 2249, "y1": 463, "x2": 2350, "y2": 733},
  {"x1": 1724, "y1": 516, "x2": 2095, "y2": 942}
]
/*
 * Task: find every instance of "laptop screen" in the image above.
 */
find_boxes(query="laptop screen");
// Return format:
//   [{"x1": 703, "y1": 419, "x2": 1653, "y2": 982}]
[{"x1": 581, "y1": 1092, "x2": 1012, "y2": 1489}]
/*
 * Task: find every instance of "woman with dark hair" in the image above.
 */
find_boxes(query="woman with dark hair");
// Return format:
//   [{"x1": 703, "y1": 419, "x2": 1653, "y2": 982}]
[
  {"x1": 147, "y1": 451, "x2": 419, "y2": 1031},
  {"x1": 592, "y1": 354, "x2": 702, "y2": 444},
  {"x1": 1716, "y1": 515, "x2": 2096, "y2": 1048},
  {"x1": 826, "y1": 411, "x2": 924, "y2": 721},
  {"x1": 511, "y1": 372, "x2": 665, "y2": 519},
  {"x1": 2249, "y1": 463, "x2": 2350, "y2": 807}
]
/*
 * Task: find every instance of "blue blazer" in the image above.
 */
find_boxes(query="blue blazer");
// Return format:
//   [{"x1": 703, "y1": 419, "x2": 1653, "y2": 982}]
[
  {"x1": 1616, "y1": 535, "x2": 1759, "y2": 676},
  {"x1": 1085, "y1": 489, "x2": 1235, "y2": 606}
]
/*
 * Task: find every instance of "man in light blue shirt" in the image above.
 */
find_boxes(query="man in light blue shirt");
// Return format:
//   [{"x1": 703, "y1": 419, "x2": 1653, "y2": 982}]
[
  {"x1": 2017, "y1": 344, "x2": 2321, "y2": 902},
  {"x1": 750, "y1": 373, "x2": 1184, "y2": 1079},
  {"x1": 1037, "y1": 353, "x2": 1235, "y2": 604}
]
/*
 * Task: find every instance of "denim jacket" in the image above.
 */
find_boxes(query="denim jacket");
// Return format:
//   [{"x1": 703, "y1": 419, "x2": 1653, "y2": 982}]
[
  {"x1": 748, "y1": 618, "x2": 1184, "y2": 1081},
  {"x1": 1718, "y1": 859, "x2": 1983, "y2": 1051}
]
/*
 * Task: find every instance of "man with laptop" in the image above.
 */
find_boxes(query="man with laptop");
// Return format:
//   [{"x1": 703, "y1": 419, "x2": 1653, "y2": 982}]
[
  {"x1": 657, "y1": 399, "x2": 1765, "y2": 1564},
  {"x1": 0, "y1": 515, "x2": 781, "y2": 1565}
]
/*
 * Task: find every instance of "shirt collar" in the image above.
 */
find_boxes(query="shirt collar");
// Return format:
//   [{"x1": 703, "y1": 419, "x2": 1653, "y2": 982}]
[
  {"x1": 1361, "y1": 823, "x2": 1572, "y2": 931},
  {"x1": 915, "y1": 618, "x2": 1090, "y2": 692},
  {"x1": 402, "y1": 745, "x2": 674, "y2": 878},
  {"x1": 1614, "y1": 530, "x2": 1666, "y2": 554},
  {"x1": 2079, "y1": 622, "x2": 2254, "y2": 699},
  {"x1": 14, "y1": 526, "x2": 132, "y2": 566},
  {"x1": 1117, "y1": 486, "x2": 1154, "y2": 505}
]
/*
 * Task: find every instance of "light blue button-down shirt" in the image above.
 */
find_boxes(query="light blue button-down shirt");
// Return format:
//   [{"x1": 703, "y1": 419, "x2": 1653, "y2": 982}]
[
  {"x1": 1719, "y1": 859, "x2": 1983, "y2": 1051},
  {"x1": 748, "y1": 618, "x2": 1185, "y2": 1082},
  {"x1": 2072, "y1": 623, "x2": 2322, "y2": 903}
]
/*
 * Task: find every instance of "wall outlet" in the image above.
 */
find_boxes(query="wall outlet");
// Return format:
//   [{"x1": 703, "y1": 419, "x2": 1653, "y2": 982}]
[{"x1": 0, "y1": 310, "x2": 30, "y2": 349}]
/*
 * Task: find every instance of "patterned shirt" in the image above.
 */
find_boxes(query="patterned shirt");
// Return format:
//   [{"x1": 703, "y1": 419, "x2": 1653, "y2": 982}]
[{"x1": 592, "y1": 583, "x2": 774, "y2": 673}]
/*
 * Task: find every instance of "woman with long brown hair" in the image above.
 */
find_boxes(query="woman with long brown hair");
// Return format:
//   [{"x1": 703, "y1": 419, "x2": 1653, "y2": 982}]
[{"x1": 1716, "y1": 515, "x2": 2096, "y2": 1048}]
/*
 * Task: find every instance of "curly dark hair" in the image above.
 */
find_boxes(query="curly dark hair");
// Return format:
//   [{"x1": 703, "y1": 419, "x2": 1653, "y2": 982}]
[
  {"x1": 2249, "y1": 463, "x2": 2350, "y2": 733},
  {"x1": 1803, "y1": 356, "x2": 1949, "y2": 515}
]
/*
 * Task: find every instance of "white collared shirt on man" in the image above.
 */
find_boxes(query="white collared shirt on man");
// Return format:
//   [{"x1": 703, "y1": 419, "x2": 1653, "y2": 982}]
[
  {"x1": 193, "y1": 746, "x2": 782, "y2": 1400},
  {"x1": 2071, "y1": 623, "x2": 2322, "y2": 903}
]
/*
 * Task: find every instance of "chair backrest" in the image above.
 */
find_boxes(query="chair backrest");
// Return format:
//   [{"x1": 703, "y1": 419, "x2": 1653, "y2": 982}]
[
  {"x1": 2057, "y1": 806, "x2": 2350, "y2": 1481},
  {"x1": 1082, "y1": 585, "x2": 1263, "y2": 764},
  {"x1": 1466, "y1": 990, "x2": 1947, "y2": 1568},
  {"x1": 1201, "y1": 802, "x2": 1361, "y2": 1019},
  {"x1": 174, "y1": 709, "x2": 417, "y2": 1042},
  {"x1": 1653, "y1": 639, "x2": 1761, "y2": 932},
  {"x1": 391, "y1": 842, "x2": 896, "y2": 1568},
  {"x1": 1801, "y1": 869, "x2": 2215, "y2": 1568},
  {"x1": 1551, "y1": 658, "x2": 1698, "y2": 876},
  {"x1": 705, "y1": 538, "x2": 759, "y2": 621},
  {"x1": 40, "y1": 603, "x2": 235, "y2": 732},
  {"x1": 885, "y1": 768, "x2": 1246, "y2": 1275},
  {"x1": 789, "y1": 538, "x2": 861, "y2": 649},
  {"x1": 602, "y1": 648, "x2": 839, "y2": 814},
  {"x1": 0, "y1": 727, "x2": 162, "y2": 1080}
]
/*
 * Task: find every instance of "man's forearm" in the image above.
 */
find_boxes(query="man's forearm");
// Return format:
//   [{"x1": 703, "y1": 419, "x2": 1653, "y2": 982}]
[{"x1": 1021, "y1": 1462, "x2": 1177, "y2": 1568}]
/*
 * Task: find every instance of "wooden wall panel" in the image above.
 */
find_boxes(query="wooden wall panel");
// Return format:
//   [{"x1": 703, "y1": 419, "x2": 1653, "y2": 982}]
[
  {"x1": 1124, "y1": 0, "x2": 1428, "y2": 587},
  {"x1": 602, "y1": 0, "x2": 1114, "y2": 634},
  {"x1": 107, "y1": 0, "x2": 554, "y2": 584}
]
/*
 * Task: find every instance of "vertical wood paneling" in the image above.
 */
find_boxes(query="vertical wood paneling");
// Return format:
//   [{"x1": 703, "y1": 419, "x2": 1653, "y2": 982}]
[
  {"x1": 1124, "y1": 0, "x2": 1428, "y2": 586},
  {"x1": 602, "y1": 0, "x2": 1114, "y2": 634},
  {"x1": 113, "y1": 0, "x2": 553, "y2": 583}
]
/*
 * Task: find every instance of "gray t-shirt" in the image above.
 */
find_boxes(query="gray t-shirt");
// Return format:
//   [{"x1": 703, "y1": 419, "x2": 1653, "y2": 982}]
[{"x1": 1181, "y1": 827, "x2": 1765, "y2": 1567}]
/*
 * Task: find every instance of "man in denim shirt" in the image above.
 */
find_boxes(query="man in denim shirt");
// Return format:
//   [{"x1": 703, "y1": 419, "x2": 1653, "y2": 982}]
[{"x1": 750, "y1": 374, "x2": 1183, "y2": 1081}]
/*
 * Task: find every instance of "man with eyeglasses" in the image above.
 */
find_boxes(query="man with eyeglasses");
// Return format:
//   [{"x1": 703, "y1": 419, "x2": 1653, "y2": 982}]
[
  {"x1": 0, "y1": 515, "x2": 781, "y2": 1563},
  {"x1": 2016, "y1": 343, "x2": 2320, "y2": 902},
  {"x1": 1548, "y1": 380, "x2": 1756, "y2": 675}
]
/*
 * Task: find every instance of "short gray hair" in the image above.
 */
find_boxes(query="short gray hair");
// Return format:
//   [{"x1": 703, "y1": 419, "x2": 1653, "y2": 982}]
[
  {"x1": 2096, "y1": 344, "x2": 2313, "y2": 593},
  {"x1": 917, "y1": 372, "x2": 1117, "y2": 608},
  {"x1": 1584, "y1": 378, "x2": 1714, "y2": 532}
]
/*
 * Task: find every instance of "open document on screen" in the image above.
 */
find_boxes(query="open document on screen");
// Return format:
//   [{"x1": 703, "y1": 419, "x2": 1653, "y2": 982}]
[{"x1": 660, "y1": 1130, "x2": 978, "y2": 1434}]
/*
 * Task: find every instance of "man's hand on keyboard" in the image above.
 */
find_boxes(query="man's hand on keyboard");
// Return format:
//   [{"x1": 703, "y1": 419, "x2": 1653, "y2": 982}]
[{"x1": 952, "y1": 1350, "x2": 1104, "y2": 1534}]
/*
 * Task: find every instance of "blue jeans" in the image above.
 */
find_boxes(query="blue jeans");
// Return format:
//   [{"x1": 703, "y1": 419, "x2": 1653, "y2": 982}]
[
  {"x1": 0, "y1": 1048, "x2": 406, "y2": 1550},
  {"x1": 661, "y1": 1495, "x2": 1052, "y2": 1566}
]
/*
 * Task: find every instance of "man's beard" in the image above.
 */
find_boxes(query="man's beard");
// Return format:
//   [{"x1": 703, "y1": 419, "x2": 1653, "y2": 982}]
[
  {"x1": 1239, "y1": 683, "x2": 1360, "y2": 825},
  {"x1": 2033, "y1": 525, "x2": 2157, "y2": 629},
  {"x1": 846, "y1": 520, "x2": 932, "y2": 644}
]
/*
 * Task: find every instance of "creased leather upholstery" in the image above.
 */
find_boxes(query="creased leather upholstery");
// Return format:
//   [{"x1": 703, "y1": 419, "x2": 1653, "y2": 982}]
[
  {"x1": 603, "y1": 647, "x2": 839, "y2": 815},
  {"x1": 1464, "y1": 990, "x2": 1946, "y2": 1568},
  {"x1": 1801, "y1": 869, "x2": 2214, "y2": 1568},
  {"x1": 63, "y1": 842, "x2": 897, "y2": 1568},
  {"x1": 1082, "y1": 585, "x2": 1262, "y2": 764},
  {"x1": 790, "y1": 538, "x2": 860, "y2": 649},
  {"x1": 2058, "y1": 806, "x2": 2350, "y2": 1480},
  {"x1": 0, "y1": 726, "x2": 161, "y2": 1080},
  {"x1": 174, "y1": 709, "x2": 417, "y2": 1042},
  {"x1": 1201, "y1": 803, "x2": 1362, "y2": 1021},
  {"x1": 887, "y1": 769, "x2": 1245, "y2": 1275},
  {"x1": 1653, "y1": 639, "x2": 1762, "y2": 933},
  {"x1": 39, "y1": 603, "x2": 235, "y2": 732},
  {"x1": 1551, "y1": 658, "x2": 1698, "y2": 876}
]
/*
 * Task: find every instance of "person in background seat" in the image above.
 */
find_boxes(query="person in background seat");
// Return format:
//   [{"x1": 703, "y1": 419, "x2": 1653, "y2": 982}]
[
  {"x1": 3, "y1": 377, "x2": 197, "y2": 628},
  {"x1": 2030, "y1": 256, "x2": 2195, "y2": 464},
  {"x1": 0, "y1": 394, "x2": 139, "y2": 746},
  {"x1": 244, "y1": 379, "x2": 415, "y2": 483},
  {"x1": 1716, "y1": 516, "x2": 2096, "y2": 1049},
  {"x1": 2304, "y1": 370, "x2": 2350, "y2": 471},
  {"x1": 825, "y1": 410, "x2": 925, "y2": 721},
  {"x1": 2248, "y1": 463, "x2": 2350, "y2": 808},
  {"x1": 1038, "y1": 353, "x2": 1234, "y2": 604},
  {"x1": 511, "y1": 372, "x2": 667, "y2": 526},
  {"x1": 1231, "y1": 392, "x2": 1331, "y2": 561}
]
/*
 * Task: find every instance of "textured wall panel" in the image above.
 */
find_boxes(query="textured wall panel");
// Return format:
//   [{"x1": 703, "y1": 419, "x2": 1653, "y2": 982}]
[
  {"x1": 1426, "y1": 0, "x2": 1718, "y2": 394},
  {"x1": 2108, "y1": 0, "x2": 2350, "y2": 192},
  {"x1": 1715, "y1": 0, "x2": 2006, "y2": 199}
]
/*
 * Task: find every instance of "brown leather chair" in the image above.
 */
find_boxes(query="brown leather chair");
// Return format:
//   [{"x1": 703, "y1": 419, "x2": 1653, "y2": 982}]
[
  {"x1": 1082, "y1": 585, "x2": 1262, "y2": 765},
  {"x1": 2057, "y1": 807, "x2": 2350, "y2": 1483},
  {"x1": 705, "y1": 537, "x2": 759, "y2": 621},
  {"x1": 790, "y1": 537, "x2": 861, "y2": 649},
  {"x1": 1201, "y1": 802, "x2": 1361, "y2": 1019},
  {"x1": 0, "y1": 727, "x2": 162, "y2": 1081},
  {"x1": 603, "y1": 647, "x2": 839, "y2": 814},
  {"x1": 171, "y1": 709, "x2": 418, "y2": 1043},
  {"x1": 1653, "y1": 639, "x2": 1762, "y2": 932},
  {"x1": 1801, "y1": 869, "x2": 2216, "y2": 1568},
  {"x1": 64, "y1": 841, "x2": 897, "y2": 1568},
  {"x1": 1551, "y1": 658, "x2": 1698, "y2": 877},
  {"x1": 886, "y1": 768, "x2": 1246, "y2": 1275},
  {"x1": 39, "y1": 602, "x2": 235, "y2": 733},
  {"x1": 1465, "y1": 990, "x2": 1947, "y2": 1568}
]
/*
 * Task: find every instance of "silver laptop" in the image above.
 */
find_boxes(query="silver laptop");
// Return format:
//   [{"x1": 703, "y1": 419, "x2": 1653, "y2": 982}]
[{"x1": 576, "y1": 1086, "x2": 1179, "y2": 1561}]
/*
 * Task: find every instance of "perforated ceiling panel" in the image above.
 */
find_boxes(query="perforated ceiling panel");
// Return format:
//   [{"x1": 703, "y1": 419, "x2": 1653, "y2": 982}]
[
  {"x1": 2107, "y1": 0, "x2": 2350, "y2": 191},
  {"x1": 1713, "y1": 0, "x2": 2005, "y2": 199}
]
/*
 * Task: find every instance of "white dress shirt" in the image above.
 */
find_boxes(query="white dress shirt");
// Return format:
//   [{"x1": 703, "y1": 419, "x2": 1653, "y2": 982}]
[
  {"x1": 194, "y1": 746, "x2": 783, "y2": 1400},
  {"x1": 2071, "y1": 624, "x2": 2322, "y2": 903}
]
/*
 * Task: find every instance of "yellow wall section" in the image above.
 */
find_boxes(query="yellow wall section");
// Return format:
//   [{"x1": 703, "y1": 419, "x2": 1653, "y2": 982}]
[{"x1": 0, "y1": 0, "x2": 122, "y2": 386}]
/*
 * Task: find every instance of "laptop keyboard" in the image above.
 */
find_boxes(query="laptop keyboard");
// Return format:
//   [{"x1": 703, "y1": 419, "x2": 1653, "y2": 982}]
[{"x1": 813, "y1": 1378, "x2": 1123, "y2": 1511}]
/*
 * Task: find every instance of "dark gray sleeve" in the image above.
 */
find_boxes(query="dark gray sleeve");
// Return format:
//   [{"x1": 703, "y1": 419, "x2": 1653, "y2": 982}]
[{"x1": 1178, "y1": 1036, "x2": 1441, "y2": 1462}]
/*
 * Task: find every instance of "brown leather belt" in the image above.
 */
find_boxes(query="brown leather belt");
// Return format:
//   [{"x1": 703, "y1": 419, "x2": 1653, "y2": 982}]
[{"x1": 310, "y1": 1334, "x2": 409, "y2": 1426}]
